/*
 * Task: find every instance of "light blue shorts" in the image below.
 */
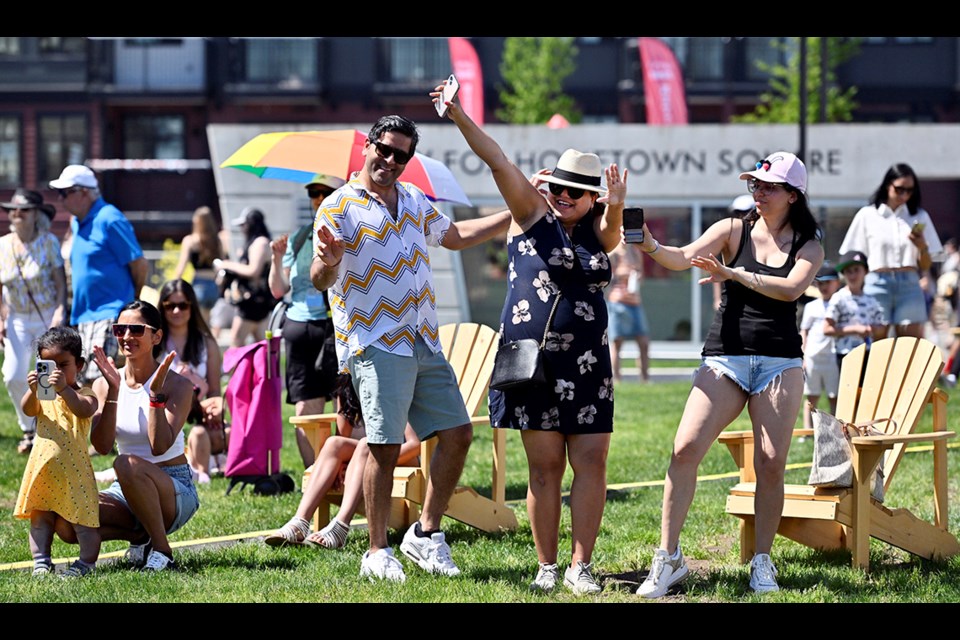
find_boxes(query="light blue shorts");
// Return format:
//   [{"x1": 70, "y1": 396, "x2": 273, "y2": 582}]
[
  {"x1": 607, "y1": 301, "x2": 650, "y2": 340},
  {"x1": 864, "y1": 270, "x2": 926, "y2": 325},
  {"x1": 101, "y1": 463, "x2": 200, "y2": 535},
  {"x1": 191, "y1": 277, "x2": 220, "y2": 309},
  {"x1": 346, "y1": 335, "x2": 471, "y2": 445},
  {"x1": 700, "y1": 355, "x2": 803, "y2": 396}
]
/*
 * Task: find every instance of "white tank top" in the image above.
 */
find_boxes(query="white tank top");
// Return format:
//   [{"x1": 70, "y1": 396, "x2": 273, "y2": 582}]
[{"x1": 114, "y1": 367, "x2": 185, "y2": 464}]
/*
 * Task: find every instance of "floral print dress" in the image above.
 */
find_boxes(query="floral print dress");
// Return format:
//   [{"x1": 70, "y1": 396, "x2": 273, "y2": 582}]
[{"x1": 489, "y1": 212, "x2": 613, "y2": 434}]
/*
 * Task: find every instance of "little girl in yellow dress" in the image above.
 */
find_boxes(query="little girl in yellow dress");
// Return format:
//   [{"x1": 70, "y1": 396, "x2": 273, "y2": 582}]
[{"x1": 14, "y1": 327, "x2": 100, "y2": 577}]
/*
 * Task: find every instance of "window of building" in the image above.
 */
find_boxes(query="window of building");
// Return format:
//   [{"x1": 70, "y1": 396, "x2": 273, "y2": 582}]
[
  {"x1": 245, "y1": 39, "x2": 316, "y2": 86},
  {"x1": 37, "y1": 115, "x2": 87, "y2": 184},
  {"x1": 382, "y1": 38, "x2": 449, "y2": 83},
  {"x1": 123, "y1": 115, "x2": 185, "y2": 159},
  {"x1": 0, "y1": 117, "x2": 21, "y2": 187},
  {"x1": 660, "y1": 38, "x2": 725, "y2": 81},
  {"x1": 864, "y1": 37, "x2": 934, "y2": 45},
  {"x1": 0, "y1": 38, "x2": 20, "y2": 56},
  {"x1": 744, "y1": 37, "x2": 786, "y2": 80},
  {"x1": 38, "y1": 37, "x2": 86, "y2": 55}
]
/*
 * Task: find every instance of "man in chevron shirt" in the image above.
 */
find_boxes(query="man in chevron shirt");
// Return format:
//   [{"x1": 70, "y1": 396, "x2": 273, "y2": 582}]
[{"x1": 311, "y1": 115, "x2": 510, "y2": 583}]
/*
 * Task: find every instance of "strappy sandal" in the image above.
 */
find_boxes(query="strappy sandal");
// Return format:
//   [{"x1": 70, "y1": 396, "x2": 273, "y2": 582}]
[
  {"x1": 17, "y1": 432, "x2": 34, "y2": 455},
  {"x1": 264, "y1": 517, "x2": 310, "y2": 547},
  {"x1": 303, "y1": 519, "x2": 350, "y2": 549}
]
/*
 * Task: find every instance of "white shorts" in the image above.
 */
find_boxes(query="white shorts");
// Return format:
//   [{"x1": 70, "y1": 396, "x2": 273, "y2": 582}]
[{"x1": 803, "y1": 356, "x2": 839, "y2": 397}]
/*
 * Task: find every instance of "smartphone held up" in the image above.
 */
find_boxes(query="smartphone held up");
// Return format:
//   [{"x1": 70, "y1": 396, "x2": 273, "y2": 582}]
[
  {"x1": 622, "y1": 208, "x2": 645, "y2": 244},
  {"x1": 435, "y1": 74, "x2": 461, "y2": 118},
  {"x1": 36, "y1": 360, "x2": 57, "y2": 401}
]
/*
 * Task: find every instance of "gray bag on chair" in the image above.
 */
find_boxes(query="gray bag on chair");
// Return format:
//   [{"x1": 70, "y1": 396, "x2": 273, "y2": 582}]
[{"x1": 808, "y1": 405, "x2": 892, "y2": 503}]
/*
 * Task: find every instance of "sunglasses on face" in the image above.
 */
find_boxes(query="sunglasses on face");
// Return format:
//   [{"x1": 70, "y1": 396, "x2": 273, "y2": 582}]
[
  {"x1": 111, "y1": 323, "x2": 157, "y2": 338},
  {"x1": 547, "y1": 182, "x2": 588, "y2": 200},
  {"x1": 372, "y1": 140, "x2": 413, "y2": 165},
  {"x1": 307, "y1": 188, "x2": 333, "y2": 200},
  {"x1": 56, "y1": 187, "x2": 84, "y2": 199},
  {"x1": 747, "y1": 179, "x2": 788, "y2": 194},
  {"x1": 891, "y1": 185, "x2": 915, "y2": 195},
  {"x1": 162, "y1": 301, "x2": 191, "y2": 312}
]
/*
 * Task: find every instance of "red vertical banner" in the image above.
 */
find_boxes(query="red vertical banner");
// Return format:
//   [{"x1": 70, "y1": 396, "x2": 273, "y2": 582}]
[
  {"x1": 448, "y1": 37, "x2": 484, "y2": 126},
  {"x1": 638, "y1": 37, "x2": 688, "y2": 125}
]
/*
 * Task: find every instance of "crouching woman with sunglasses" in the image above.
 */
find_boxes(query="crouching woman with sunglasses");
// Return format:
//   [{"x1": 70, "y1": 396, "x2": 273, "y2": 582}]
[{"x1": 58, "y1": 300, "x2": 198, "y2": 571}]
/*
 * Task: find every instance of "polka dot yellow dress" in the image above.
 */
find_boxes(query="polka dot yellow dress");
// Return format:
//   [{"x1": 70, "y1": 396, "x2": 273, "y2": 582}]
[{"x1": 14, "y1": 388, "x2": 99, "y2": 527}]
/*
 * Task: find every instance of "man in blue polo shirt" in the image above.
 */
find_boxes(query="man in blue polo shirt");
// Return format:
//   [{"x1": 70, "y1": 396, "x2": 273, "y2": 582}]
[{"x1": 50, "y1": 165, "x2": 147, "y2": 384}]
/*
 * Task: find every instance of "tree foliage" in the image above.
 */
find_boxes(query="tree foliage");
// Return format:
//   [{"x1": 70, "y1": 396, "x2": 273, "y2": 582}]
[
  {"x1": 497, "y1": 37, "x2": 581, "y2": 124},
  {"x1": 735, "y1": 37, "x2": 861, "y2": 123}
]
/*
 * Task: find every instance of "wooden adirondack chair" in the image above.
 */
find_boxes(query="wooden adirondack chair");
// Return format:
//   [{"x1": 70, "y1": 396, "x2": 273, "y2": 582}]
[
  {"x1": 719, "y1": 337, "x2": 959, "y2": 570},
  {"x1": 290, "y1": 322, "x2": 518, "y2": 534}
]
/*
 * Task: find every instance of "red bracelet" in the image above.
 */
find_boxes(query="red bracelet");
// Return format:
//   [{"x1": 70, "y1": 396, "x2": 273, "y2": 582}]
[{"x1": 149, "y1": 399, "x2": 166, "y2": 409}]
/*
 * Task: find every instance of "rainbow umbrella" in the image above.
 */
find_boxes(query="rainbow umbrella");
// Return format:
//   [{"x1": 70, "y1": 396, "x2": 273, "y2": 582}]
[{"x1": 220, "y1": 129, "x2": 471, "y2": 206}]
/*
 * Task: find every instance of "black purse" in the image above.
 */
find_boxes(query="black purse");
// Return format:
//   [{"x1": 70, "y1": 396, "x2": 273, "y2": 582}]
[{"x1": 490, "y1": 292, "x2": 561, "y2": 391}]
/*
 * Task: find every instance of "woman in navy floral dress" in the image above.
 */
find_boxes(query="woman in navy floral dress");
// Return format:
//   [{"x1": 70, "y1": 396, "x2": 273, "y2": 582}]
[{"x1": 439, "y1": 85, "x2": 626, "y2": 595}]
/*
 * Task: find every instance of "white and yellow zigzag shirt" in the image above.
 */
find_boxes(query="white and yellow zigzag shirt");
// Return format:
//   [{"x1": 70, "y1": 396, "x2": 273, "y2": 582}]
[{"x1": 315, "y1": 179, "x2": 451, "y2": 371}]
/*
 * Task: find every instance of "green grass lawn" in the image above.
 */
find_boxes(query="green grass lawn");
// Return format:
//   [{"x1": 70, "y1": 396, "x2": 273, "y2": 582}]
[{"x1": 1, "y1": 366, "x2": 959, "y2": 602}]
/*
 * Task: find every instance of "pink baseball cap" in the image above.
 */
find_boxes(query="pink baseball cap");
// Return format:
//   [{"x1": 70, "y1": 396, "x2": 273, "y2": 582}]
[{"x1": 739, "y1": 151, "x2": 807, "y2": 194}]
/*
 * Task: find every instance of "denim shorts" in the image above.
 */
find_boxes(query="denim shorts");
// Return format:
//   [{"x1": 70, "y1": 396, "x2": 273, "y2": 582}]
[
  {"x1": 864, "y1": 270, "x2": 926, "y2": 325},
  {"x1": 607, "y1": 301, "x2": 650, "y2": 340},
  {"x1": 346, "y1": 335, "x2": 471, "y2": 445},
  {"x1": 700, "y1": 354, "x2": 803, "y2": 396},
  {"x1": 101, "y1": 463, "x2": 200, "y2": 535},
  {"x1": 191, "y1": 277, "x2": 220, "y2": 309}
]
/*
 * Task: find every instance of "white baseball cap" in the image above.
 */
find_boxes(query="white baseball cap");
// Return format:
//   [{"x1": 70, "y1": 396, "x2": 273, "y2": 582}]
[
  {"x1": 49, "y1": 164, "x2": 99, "y2": 190},
  {"x1": 738, "y1": 151, "x2": 807, "y2": 194}
]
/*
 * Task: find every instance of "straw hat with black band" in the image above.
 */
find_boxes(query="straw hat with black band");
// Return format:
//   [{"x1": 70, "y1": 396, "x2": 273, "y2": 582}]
[{"x1": 538, "y1": 149, "x2": 607, "y2": 195}]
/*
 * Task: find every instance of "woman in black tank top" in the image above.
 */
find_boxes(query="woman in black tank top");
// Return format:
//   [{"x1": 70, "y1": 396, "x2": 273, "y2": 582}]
[{"x1": 633, "y1": 152, "x2": 824, "y2": 597}]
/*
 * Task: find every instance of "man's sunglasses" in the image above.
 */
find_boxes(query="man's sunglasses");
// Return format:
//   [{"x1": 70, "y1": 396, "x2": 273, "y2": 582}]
[
  {"x1": 307, "y1": 188, "x2": 334, "y2": 200},
  {"x1": 547, "y1": 182, "x2": 589, "y2": 200},
  {"x1": 372, "y1": 141, "x2": 413, "y2": 165},
  {"x1": 111, "y1": 323, "x2": 158, "y2": 338},
  {"x1": 56, "y1": 187, "x2": 84, "y2": 199},
  {"x1": 161, "y1": 301, "x2": 191, "y2": 312}
]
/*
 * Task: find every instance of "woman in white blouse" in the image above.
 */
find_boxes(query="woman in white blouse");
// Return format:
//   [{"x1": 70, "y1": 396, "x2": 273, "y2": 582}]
[{"x1": 839, "y1": 163, "x2": 944, "y2": 338}]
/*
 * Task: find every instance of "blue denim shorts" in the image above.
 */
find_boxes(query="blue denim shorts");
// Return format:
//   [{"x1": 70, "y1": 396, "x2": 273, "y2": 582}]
[
  {"x1": 191, "y1": 277, "x2": 220, "y2": 309},
  {"x1": 700, "y1": 355, "x2": 803, "y2": 396},
  {"x1": 346, "y1": 335, "x2": 471, "y2": 445},
  {"x1": 101, "y1": 463, "x2": 200, "y2": 535},
  {"x1": 864, "y1": 270, "x2": 926, "y2": 325},
  {"x1": 607, "y1": 301, "x2": 650, "y2": 340}
]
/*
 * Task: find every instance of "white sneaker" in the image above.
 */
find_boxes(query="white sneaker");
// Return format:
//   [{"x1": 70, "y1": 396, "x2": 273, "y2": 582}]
[
  {"x1": 636, "y1": 547, "x2": 689, "y2": 598},
  {"x1": 529, "y1": 562, "x2": 560, "y2": 592},
  {"x1": 359, "y1": 548, "x2": 406, "y2": 583},
  {"x1": 563, "y1": 561, "x2": 602, "y2": 595},
  {"x1": 142, "y1": 549, "x2": 176, "y2": 572},
  {"x1": 399, "y1": 524, "x2": 461, "y2": 576},
  {"x1": 749, "y1": 553, "x2": 779, "y2": 593},
  {"x1": 124, "y1": 540, "x2": 152, "y2": 568}
]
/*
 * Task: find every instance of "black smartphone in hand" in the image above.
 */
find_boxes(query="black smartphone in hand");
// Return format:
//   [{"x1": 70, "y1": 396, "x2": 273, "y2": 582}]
[{"x1": 623, "y1": 208, "x2": 644, "y2": 244}]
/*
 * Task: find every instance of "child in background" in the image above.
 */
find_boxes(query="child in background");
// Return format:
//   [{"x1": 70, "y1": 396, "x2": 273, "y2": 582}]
[
  {"x1": 801, "y1": 264, "x2": 841, "y2": 430},
  {"x1": 825, "y1": 251, "x2": 888, "y2": 370},
  {"x1": 13, "y1": 327, "x2": 100, "y2": 577}
]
